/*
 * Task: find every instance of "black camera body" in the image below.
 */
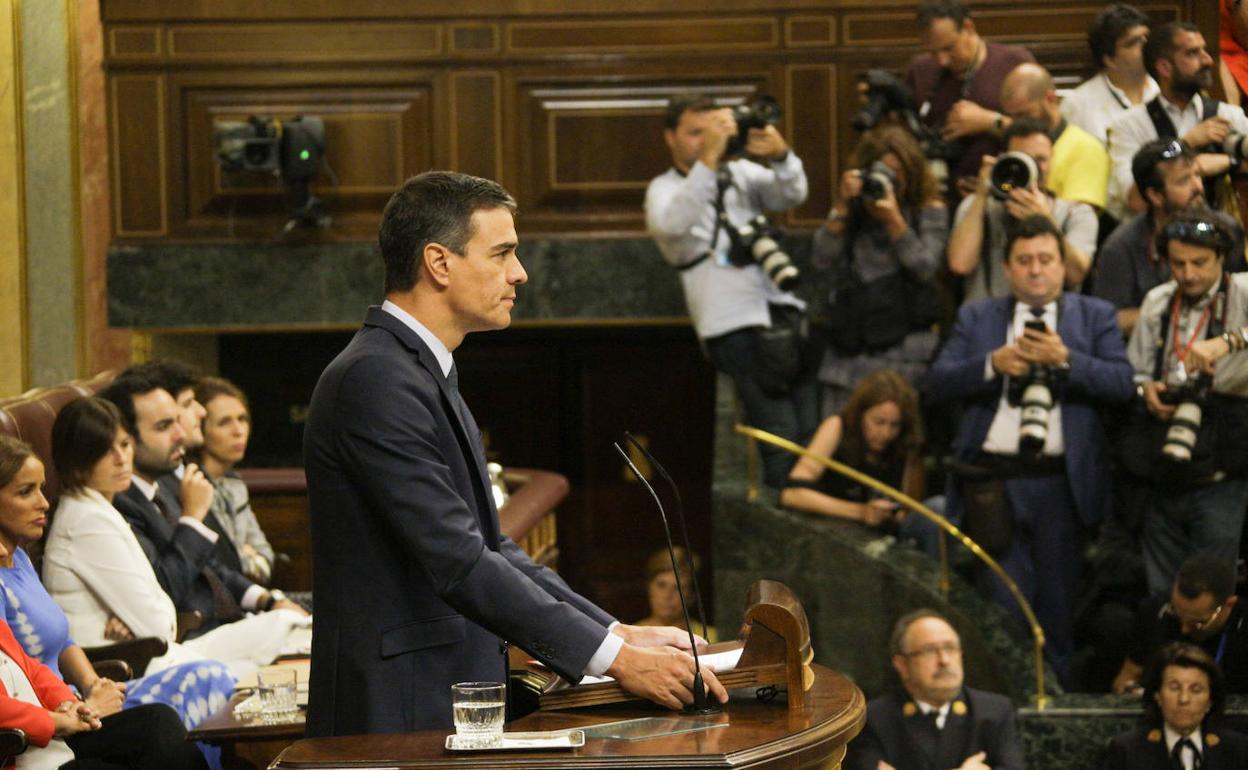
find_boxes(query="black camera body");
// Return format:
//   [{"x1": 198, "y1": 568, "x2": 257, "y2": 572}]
[
  {"x1": 852, "y1": 69, "x2": 960, "y2": 189},
  {"x1": 1007, "y1": 358, "x2": 1066, "y2": 458},
  {"x1": 1158, "y1": 374, "x2": 1212, "y2": 463},
  {"x1": 213, "y1": 114, "x2": 329, "y2": 227},
  {"x1": 726, "y1": 96, "x2": 783, "y2": 157},
  {"x1": 724, "y1": 214, "x2": 799, "y2": 290},
  {"x1": 859, "y1": 160, "x2": 897, "y2": 206}
]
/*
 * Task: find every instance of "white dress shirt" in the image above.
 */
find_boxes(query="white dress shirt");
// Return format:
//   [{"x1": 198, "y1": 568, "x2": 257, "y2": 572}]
[
  {"x1": 982, "y1": 301, "x2": 1066, "y2": 455},
  {"x1": 1060, "y1": 72, "x2": 1159, "y2": 145},
  {"x1": 1164, "y1": 725, "x2": 1203, "y2": 770},
  {"x1": 379, "y1": 301, "x2": 624, "y2": 677},
  {"x1": 915, "y1": 698, "x2": 952, "y2": 730}
]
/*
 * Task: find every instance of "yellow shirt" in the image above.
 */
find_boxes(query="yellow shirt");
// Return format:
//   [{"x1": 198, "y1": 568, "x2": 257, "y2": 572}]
[{"x1": 1049, "y1": 122, "x2": 1109, "y2": 210}]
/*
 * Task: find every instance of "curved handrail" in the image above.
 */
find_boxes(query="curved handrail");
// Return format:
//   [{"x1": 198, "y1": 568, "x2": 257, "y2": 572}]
[{"x1": 735, "y1": 423, "x2": 1049, "y2": 709}]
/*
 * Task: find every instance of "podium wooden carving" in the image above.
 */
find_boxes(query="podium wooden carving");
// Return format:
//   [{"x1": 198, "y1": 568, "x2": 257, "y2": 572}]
[{"x1": 539, "y1": 579, "x2": 813, "y2": 712}]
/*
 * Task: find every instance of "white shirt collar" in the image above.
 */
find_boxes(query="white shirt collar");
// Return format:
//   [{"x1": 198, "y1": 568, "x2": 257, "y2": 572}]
[
  {"x1": 1160, "y1": 93, "x2": 1202, "y2": 119},
  {"x1": 1164, "y1": 724, "x2": 1203, "y2": 759},
  {"x1": 129, "y1": 474, "x2": 158, "y2": 502},
  {"x1": 914, "y1": 699, "x2": 952, "y2": 729},
  {"x1": 1102, "y1": 73, "x2": 1159, "y2": 106},
  {"x1": 381, "y1": 299, "x2": 455, "y2": 377}
]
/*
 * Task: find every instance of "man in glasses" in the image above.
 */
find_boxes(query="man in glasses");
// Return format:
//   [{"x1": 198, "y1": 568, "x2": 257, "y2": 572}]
[
  {"x1": 1107, "y1": 21, "x2": 1248, "y2": 222},
  {"x1": 1124, "y1": 209, "x2": 1248, "y2": 596},
  {"x1": 1094, "y1": 139, "x2": 1244, "y2": 335},
  {"x1": 1113, "y1": 555, "x2": 1248, "y2": 695},
  {"x1": 845, "y1": 610, "x2": 1024, "y2": 770}
]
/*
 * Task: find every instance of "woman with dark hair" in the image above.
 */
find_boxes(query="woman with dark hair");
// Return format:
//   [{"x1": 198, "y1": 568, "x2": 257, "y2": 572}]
[
  {"x1": 781, "y1": 371, "x2": 936, "y2": 553},
  {"x1": 1107, "y1": 642, "x2": 1248, "y2": 769},
  {"x1": 814, "y1": 124, "x2": 947, "y2": 417},
  {"x1": 0, "y1": 433, "x2": 207, "y2": 770}
]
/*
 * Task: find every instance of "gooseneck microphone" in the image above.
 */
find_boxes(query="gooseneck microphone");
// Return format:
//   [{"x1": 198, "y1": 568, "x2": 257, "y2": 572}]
[
  {"x1": 623, "y1": 432, "x2": 709, "y2": 642},
  {"x1": 613, "y1": 441, "x2": 720, "y2": 715}
]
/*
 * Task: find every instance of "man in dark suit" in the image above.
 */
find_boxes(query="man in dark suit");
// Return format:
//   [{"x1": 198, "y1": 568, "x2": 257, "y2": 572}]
[
  {"x1": 302, "y1": 171, "x2": 726, "y2": 738},
  {"x1": 99, "y1": 372, "x2": 301, "y2": 639},
  {"x1": 1108, "y1": 642, "x2": 1248, "y2": 769},
  {"x1": 845, "y1": 610, "x2": 1024, "y2": 770},
  {"x1": 926, "y1": 215, "x2": 1134, "y2": 683}
]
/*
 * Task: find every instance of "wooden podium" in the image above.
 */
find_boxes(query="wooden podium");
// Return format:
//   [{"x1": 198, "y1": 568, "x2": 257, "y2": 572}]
[{"x1": 272, "y1": 581, "x2": 863, "y2": 769}]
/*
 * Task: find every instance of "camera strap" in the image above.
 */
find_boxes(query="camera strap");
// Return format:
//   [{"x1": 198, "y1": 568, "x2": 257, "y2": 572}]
[
  {"x1": 1145, "y1": 95, "x2": 1222, "y2": 151},
  {"x1": 675, "y1": 166, "x2": 733, "y2": 273},
  {"x1": 1152, "y1": 273, "x2": 1230, "y2": 381}
]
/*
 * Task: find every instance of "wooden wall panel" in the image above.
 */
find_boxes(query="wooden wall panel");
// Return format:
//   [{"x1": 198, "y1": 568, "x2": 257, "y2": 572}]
[{"x1": 101, "y1": 1, "x2": 1202, "y2": 242}]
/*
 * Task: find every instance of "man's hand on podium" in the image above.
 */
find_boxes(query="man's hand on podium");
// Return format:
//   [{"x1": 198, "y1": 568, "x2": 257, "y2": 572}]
[
  {"x1": 606, "y1": 644, "x2": 729, "y2": 710},
  {"x1": 611, "y1": 623, "x2": 707, "y2": 651}
]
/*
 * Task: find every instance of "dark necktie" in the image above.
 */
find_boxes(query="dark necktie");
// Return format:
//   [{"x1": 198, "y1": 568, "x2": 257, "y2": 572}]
[
  {"x1": 1172, "y1": 737, "x2": 1200, "y2": 770},
  {"x1": 1029, "y1": 305, "x2": 1045, "y2": 323},
  {"x1": 153, "y1": 491, "x2": 243, "y2": 625}
]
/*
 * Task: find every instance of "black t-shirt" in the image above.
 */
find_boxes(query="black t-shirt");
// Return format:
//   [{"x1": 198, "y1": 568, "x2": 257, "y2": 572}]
[
  {"x1": 1127, "y1": 594, "x2": 1248, "y2": 692},
  {"x1": 813, "y1": 450, "x2": 905, "y2": 503}
]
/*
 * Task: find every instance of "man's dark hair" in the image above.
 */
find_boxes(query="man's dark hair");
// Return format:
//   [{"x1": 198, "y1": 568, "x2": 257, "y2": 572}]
[
  {"x1": 1156, "y1": 207, "x2": 1234, "y2": 261},
  {"x1": 1088, "y1": 4, "x2": 1150, "y2": 66},
  {"x1": 52, "y1": 397, "x2": 126, "y2": 494},
  {"x1": 378, "y1": 171, "x2": 518, "y2": 295},
  {"x1": 1003, "y1": 116, "x2": 1051, "y2": 145},
  {"x1": 888, "y1": 609, "x2": 956, "y2": 656},
  {"x1": 124, "y1": 360, "x2": 197, "y2": 400},
  {"x1": 1141, "y1": 642, "x2": 1226, "y2": 726},
  {"x1": 98, "y1": 371, "x2": 165, "y2": 439},
  {"x1": 1004, "y1": 214, "x2": 1066, "y2": 263},
  {"x1": 664, "y1": 92, "x2": 717, "y2": 130},
  {"x1": 1175, "y1": 554, "x2": 1238, "y2": 605},
  {"x1": 1131, "y1": 138, "x2": 1195, "y2": 196},
  {"x1": 916, "y1": 0, "x2": 971, "y2": 31},
  {"x1": 1144, "y1": 21, "x2": 1201, "y2": 81}
]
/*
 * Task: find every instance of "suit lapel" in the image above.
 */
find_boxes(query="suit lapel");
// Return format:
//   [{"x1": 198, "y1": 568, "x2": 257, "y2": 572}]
[
  {"x1": 935, "y1": 692, "x2": 973, "y2": 770},
  {"x1": 364, "y1": 307, "x2": 500, "y2": 544}
]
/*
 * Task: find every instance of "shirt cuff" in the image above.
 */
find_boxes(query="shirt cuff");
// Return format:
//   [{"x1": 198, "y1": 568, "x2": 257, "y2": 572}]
[
  {"x1": 984, "y1": 353, "x2": 996, "y2": 381},
  {"x1": 583, "y1": 623, "x2": 624, "y2": 677},
  {"x1": 178, "y1": 516, "x2": 219, "y2": 543},
  {"x1": 240, "y1": 584, "x2": 266, "y2": 611}
]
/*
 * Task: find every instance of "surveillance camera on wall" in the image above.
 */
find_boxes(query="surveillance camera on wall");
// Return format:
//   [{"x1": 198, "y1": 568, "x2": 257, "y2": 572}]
[{"x1": 214, "y1": 115, "x2": 329, "y2": 229}]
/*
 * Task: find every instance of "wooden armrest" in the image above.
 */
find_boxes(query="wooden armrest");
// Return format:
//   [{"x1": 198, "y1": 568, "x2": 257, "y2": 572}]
[
  {"x1": 498, "y1": 468, "x2": 569, "y2": 541},
  {"x1": 176, "y1": 611, "x2": 204, "y2": 642},
  {"x1": 0, "y1": 729, "x2": 26, "y2": 759},
  {"x1": 82, "y1": 637, "x2": 169, "y2": 679}
]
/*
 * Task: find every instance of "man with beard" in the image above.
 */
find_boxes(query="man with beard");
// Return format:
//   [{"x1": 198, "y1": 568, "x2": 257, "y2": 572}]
[
  {"x1": 1113, "y1": 555, "x2": 1248, "y2": 695},
  {"x1": 1095, "y1": 139, "x2": 1245, "y2": 335},
  {"x1": 1107, "y1": 21, "x2": 1248, "y2": 222},
  {"x1": 845, "y1": 610, "x2": 1024, "y2": 770}
]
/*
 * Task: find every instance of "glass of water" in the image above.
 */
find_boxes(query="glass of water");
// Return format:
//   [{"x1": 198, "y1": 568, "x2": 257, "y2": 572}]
[
  {"x1": 258, "y1": 667, "x2": 298, "y2": 719},
  {"x1": 451, "y1": 681, "x2": 505, "y2": 748}
]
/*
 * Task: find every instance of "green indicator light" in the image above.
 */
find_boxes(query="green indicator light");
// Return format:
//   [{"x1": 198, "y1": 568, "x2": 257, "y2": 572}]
[{"x1": 300, "y1": 149, "x2": 311, "y2": 161}]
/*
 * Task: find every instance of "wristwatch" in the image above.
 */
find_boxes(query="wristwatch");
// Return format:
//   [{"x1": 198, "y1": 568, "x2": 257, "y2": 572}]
[{"x1": 263, "y1": 589, "x2": 287, "y2": 611}]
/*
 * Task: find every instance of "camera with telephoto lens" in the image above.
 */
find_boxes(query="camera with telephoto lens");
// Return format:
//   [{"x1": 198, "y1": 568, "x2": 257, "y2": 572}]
[
  {"x1": 724, "y1": 96, "x2": 783, "y2": 157},
  {"x1": 724, "y1": 214, "x2": 799, "y2": 290},
  {"x1": 1223, "y1": 133, "x2": 1248, "y2": 165},
  {"x1": 1007, "y1": 363, "x2": 1062, "y2": 457},
  {"x1": 859, "y1": 160, "x2": 897, "y2": 206},
  {"x1": 1158, "y1": 366, "x2": 1212, "y2": 463},
  {"x1": 853, "y1": 69, "x2": 960, "y2": 190},
  {"x1": 990, "y1": 151, "x2": 1038, "y2": 201}
]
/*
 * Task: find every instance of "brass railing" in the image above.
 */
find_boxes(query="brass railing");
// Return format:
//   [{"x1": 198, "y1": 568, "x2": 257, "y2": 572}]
[{"x1": 735, "y1": 424, "x2": 1049, "y2": 709}]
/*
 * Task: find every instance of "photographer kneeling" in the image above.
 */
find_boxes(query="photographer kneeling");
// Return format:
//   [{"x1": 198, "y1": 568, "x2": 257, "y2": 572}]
[
  {"x1": 926, "y1": 215, "x2": 1134, "y2": 685},
  {"x1": 1125, "y1": 210, "x2": 1248, "y2": 596},
  {"x1": 947, "y1": 117, "x2": 1099, "y2": 302},
  {"x1": 646, "y1": 93, "x2": 816, "y2": 487},
  {"x1": 815, "y1": 125, "x2": 946, "y2": 417}
]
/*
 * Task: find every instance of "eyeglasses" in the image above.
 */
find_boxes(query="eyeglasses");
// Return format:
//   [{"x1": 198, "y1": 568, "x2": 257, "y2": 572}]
[
  {"x1": 1161, "y1": 601, "x2": 1223, "y2": 633},
  {"x1": 903, "y1": 641, "x2": 961, "y2": 660},
  {"x1": 1162, "y1": 220, "x2": 1233, "y2": 253}
]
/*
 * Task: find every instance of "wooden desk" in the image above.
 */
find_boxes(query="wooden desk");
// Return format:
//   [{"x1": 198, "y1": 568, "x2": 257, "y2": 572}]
[
  {"x1": 189, "y1": 693, "x2": 305, "y2": 770},
  {"x1": 271, "y1": 664, "x2": 863, "y2": 769}
]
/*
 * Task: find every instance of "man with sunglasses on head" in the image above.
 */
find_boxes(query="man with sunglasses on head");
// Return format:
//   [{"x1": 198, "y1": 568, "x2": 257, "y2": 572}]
[
  {"x1": 845, "y1": 609, "x2": 1024, "y2": 770},
  {"x1": 1113, "y1": 555, "x2": 1248, "y2": 696},
  {"x1": 1125, "y1": 210, "x2": 1248, "y2": 597},
  {"x1": 1095, "y1": 139, "x2": 1245, "y2": 336}
]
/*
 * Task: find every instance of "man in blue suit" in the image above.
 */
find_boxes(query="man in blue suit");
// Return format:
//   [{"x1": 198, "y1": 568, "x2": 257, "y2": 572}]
[
  {"x1": 303, "y1": 171, "x2": 726, "y2": 737},
  {"x1": 927, "y1": 215, "x2": 1134, "y2": 683}
]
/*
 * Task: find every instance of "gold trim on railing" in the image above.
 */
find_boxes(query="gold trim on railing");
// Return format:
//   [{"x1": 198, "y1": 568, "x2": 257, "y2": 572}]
[{"x1": 734, "y1": 423, "x2": 1048, "y2": 709}]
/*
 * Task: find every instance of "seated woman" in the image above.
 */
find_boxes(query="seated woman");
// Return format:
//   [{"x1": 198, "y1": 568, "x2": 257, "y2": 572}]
[
  {"x1": 1107, "y1": 642, "x2": 1248, "y2": 768},
  {"x1": 0, "y1": 444, "x2": 207, "y2": 770},
  {"x1": 192, "y1": 377, "x2": 276, "y2": 586},
  {"x1": 813, "y1": 124, "x2": 946, "y2": 418},
  {"x1": 634, "y1": 547, "x2": 716, "y2": 643},
  {"x1": 781, "y1": 371, "x2": 939, "y2": 555},
  {"x1": 0, "y1": 433, "x2": 234, "y2": 732}
]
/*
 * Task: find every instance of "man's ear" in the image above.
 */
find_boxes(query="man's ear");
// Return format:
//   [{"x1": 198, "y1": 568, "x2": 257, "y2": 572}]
[
  {"x1": 1143, "y1": 185, "x2": 1166, "y2": 211},
  {"x1": 892, "y1": 655, "x2": 908, "y2": 681},
  {"x1": 1227, "y1": 595, "x2": 1239, "y2": 611},
  {"x1": 422, "y1": 243, "x2": 453, "y2": 288},
  {"x1": 1155, "y1": 58, "x2": 1173, "y2": 82},
  {"x1": 664, "y1": 128, "x2": 676, "y2": 152},
  {"x1": 962, "y1": 19, "x2": 976, "y2": 38}
]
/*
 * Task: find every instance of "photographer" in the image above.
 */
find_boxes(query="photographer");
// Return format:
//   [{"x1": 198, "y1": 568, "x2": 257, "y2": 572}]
[
  {"x1": 947, "y1": 118, "x2": 1098, "y2": 303},
  {"x1": 814, "y1": 125, "x2": 946, "y2": 417},
  {"x1": 1124, "y1": 209, "x2": 1248, "y2": 595},
  {"x1": 926, "y1": 215, "x2": 1134, "y2": 684},
  {"x1": 646, "y1": 93, "x2": 816, "y2": 487}
]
